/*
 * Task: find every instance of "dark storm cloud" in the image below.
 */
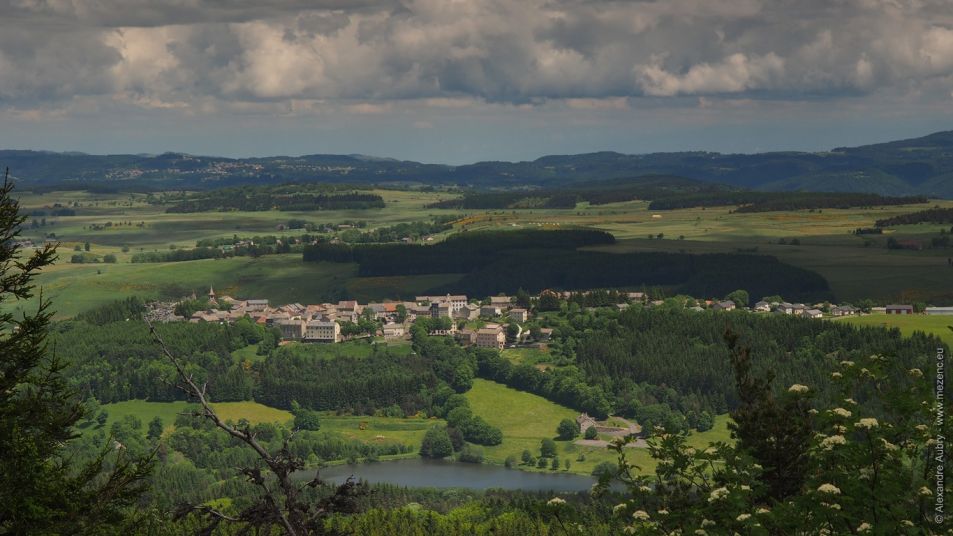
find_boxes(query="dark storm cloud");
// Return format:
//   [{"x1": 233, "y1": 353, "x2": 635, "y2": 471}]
[{"x1": 1, "y1": 0, "x2": 952, "y2": 110}]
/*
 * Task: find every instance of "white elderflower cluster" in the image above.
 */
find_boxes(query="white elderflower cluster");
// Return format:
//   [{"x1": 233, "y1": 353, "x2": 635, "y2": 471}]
[
  {"x1": 854, "y1": 418, "x2": 879, "y2": 429},
  {"x1": 817, "y1": 483, "x2": 841, "y2": 495},
  {"x1": 708, "y1": 487, "x2": 729, "y2": 503},
  {"x1": 821, "y1": 435, "x2": 847, "y2": 450},
  {"x1": 788, "y1": 384, "x2": 809, "y2": 394},
  {"x1": 632, "y1": 510, "x2": 650, "y2": 521},
  {"x1": 830, "y1": 407, "x2": 851, "y2": 418}
]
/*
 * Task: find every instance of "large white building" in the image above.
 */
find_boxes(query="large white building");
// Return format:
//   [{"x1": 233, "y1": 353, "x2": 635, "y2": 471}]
[
  {"x1": 417, "y1": 294, "x2": 468, "y2": 313},
  {"x1": 305, "y1": 320, "x2": 341, "y2": 343}
]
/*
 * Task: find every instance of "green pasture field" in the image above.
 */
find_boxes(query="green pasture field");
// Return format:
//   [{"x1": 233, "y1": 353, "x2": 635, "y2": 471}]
[
  {"x1": 319, "y1": 415, "x2": 437, "y2": 447},
  {"x1": 835, "y1": 313, "x2": 953, "y2": 348},
  {"x1": 465, "y1": 378, "x2": 732, "y2": 476},
  {"x1": 6, "y1": 255, "x2": 457, "y2": 320},
  {"x1": 92, "y1": 400, "x2": 293, "y2": 435},
  {"x1": 91, "y1": 400, "x2": 430, "y2": 451},
  {"x1": 5, "y1": 255, "x2": 357, "y2": 319},
  {"x1": 500, "y1": 347, "x2": 553, "y2": 367},
  {"x1": 213, "y1": 401, "x2": 294, "y2": 425}
]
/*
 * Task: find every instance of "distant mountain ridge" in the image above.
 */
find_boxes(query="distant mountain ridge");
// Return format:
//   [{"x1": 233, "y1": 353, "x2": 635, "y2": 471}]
[{"x1": 3, "y1": 130, "x2": 953, "y2": 197}]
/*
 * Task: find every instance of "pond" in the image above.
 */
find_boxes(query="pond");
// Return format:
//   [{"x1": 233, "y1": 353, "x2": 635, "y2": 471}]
[{"x1": 296, "y1": 458, "x2": 600, "y2": 492}]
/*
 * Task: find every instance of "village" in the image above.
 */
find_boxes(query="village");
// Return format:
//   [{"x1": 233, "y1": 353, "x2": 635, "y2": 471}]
[{"x1": 149, "y1": 286, "x2": 953, "y2": 348}]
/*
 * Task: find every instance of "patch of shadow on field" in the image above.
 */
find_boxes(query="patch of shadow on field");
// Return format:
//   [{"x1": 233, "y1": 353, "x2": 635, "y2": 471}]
[{"x1": 574, "y1": 438, "x2": 648, "y2": 448}]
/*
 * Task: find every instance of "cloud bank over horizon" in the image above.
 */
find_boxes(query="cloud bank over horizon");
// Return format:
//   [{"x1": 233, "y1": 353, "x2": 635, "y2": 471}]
[{"x1": 2, "y1": 0, "x2": 953, "y2": 162}]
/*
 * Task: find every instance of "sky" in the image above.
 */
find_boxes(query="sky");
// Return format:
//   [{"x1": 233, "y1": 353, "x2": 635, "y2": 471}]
[{"x1": 2, "y1": 0, "x2": 953, "y2": 164}]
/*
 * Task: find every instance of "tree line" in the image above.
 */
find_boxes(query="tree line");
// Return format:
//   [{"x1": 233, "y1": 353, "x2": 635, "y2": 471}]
[
  {"x1": 875, "y1": 206, "x2": 953, "y2": 227},
  {"x1": 527, "y1": 305, "x2": 942, "y2": 432},
  {"x1": 162, "y1": 184, "x2": 385, "y2": 213},
  {"x1": 648, "y1": 191, "x2": 925, "y2": 211}
]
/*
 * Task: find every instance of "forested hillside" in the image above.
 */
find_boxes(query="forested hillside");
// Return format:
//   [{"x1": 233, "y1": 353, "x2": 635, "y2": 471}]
[
  {"x1": 7, "y1": 129, "x2": 953, "y2": 196},
  {"x1": 478, "y1": 305, "x2": 940, "y2": 432}
]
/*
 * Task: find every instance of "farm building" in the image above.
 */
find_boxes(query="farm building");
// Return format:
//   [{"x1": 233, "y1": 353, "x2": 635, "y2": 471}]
[{"x1": 886, "y1": 304, "x2": 914, "y2": 315}]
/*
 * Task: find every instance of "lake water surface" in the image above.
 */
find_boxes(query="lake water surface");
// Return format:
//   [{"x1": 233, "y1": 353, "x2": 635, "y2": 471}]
[{"x1": 299, "y1": 458, "x2": 599, "y2": 492}]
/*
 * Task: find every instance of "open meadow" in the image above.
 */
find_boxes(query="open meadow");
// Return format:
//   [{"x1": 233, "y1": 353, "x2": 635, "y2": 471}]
[
  {"x1": 465, "y1": 379, "x2": 731, "y2": 476},
  {"x1": 835, "y1": 313, "x2": 953, "y2": 348},
  {"x1": 91, "y1": 400, "x2": 293, "y2": 436}
]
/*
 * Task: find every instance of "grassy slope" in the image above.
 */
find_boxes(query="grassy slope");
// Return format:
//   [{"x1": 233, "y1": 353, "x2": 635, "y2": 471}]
[
  {"x1": 8, "y1": 256, "x2": 456, "y2": 320},
  {"x1": 835, "y1": 314, "x2": 953, "y2": 348},
  {"x1": 6, "y1": 255, "x2": 356, "y2": 319},
  {"x1": 465, "y1": 378, "x2": 732, "y2": 475},
  {"x1": 93, "y1": 400, "x2": 293, "y2": 435}
]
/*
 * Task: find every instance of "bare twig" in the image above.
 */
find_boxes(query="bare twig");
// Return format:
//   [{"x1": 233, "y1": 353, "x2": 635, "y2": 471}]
[{"x1": 146, "y1": 318, "x2": 300, "y2": 536}]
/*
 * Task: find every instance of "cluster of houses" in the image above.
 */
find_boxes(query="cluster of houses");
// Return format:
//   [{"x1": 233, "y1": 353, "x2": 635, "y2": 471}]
[
  {"x1": 182, "y1": 285, "x2": 953, "y2": 348},
  {"x1": 745, "y1": 301, "x2": 951, "y2": 317},
  {"x1": 187, "y1": 288, "x2": 538, "y2": 349},
  {"x1": 742, "y1": 300, "x2": 858, "y2": 319},
  {"x1": 714, "y1": 300, "x2": 930, "y2": 318}
]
